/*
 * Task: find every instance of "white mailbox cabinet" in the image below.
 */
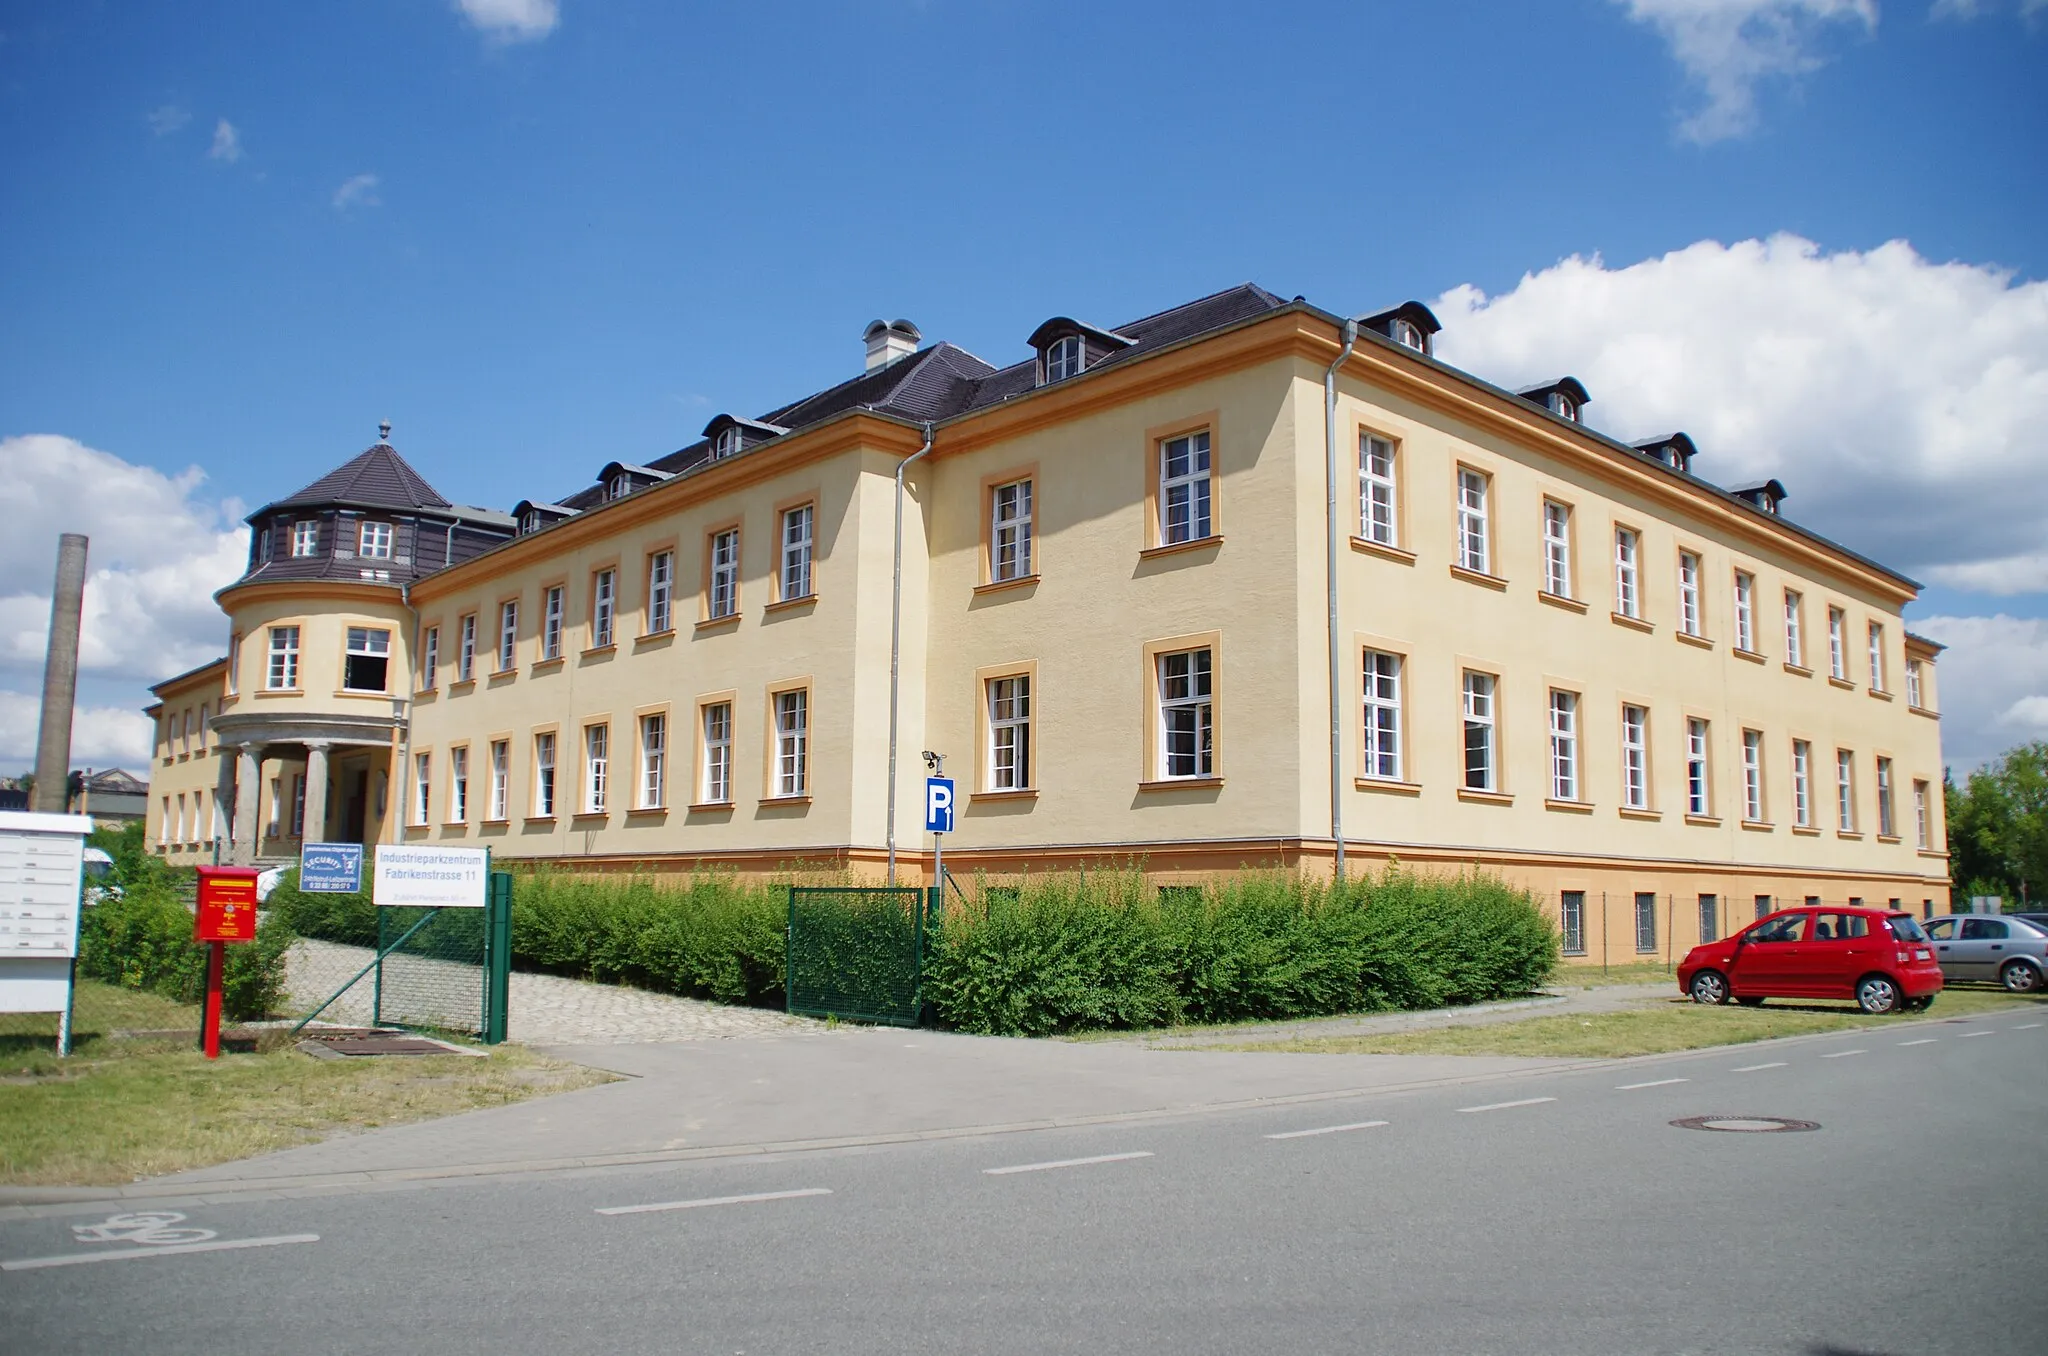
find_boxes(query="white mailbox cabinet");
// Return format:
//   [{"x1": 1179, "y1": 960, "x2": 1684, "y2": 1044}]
[{"x1": 0, "y1": 810, "x2": 93, "y2": 1016}]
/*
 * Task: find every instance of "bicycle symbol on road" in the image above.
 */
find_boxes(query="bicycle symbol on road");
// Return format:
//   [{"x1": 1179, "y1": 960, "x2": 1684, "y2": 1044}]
[{"x1": 71, "y1": 1212, "x2": 218, "y2": 1247}]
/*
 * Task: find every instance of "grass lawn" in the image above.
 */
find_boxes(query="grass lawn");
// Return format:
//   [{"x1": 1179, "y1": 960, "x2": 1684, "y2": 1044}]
[
  {"x1": 1229, "y1": 987, "x2": 2048, "y2": 1060},
  {"x1": 0, "y1": 982, "x2": 615, "y2": 1187},
  {"x1": 1549, "y1": 962, "x2": 1678, "y2": 988}
]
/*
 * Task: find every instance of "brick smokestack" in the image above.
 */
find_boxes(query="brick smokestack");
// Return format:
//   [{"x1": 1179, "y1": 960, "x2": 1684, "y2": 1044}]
[{"x1": 30, "y1": 533, "x2": 89, "y2": 814}]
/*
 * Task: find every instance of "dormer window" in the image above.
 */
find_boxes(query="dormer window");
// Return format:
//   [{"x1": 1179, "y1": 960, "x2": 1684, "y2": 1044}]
[
  {"x1": 1548, "y1": 392, "x2": 1580, "y2": 423},
  {"x1": 358, "y1": 521, "x2": 393, "y2": 558},
  {"x1": 1391, "y1": 318, "x2": 1429, "y2": 354},
  {"x1": 291, "y1": 520, "x2": 318, "y2": 557},
  {"x1": 608, "y1": 473, "x2": 632, "y2": 501},
  {"x1": 715, "y1": 426, "x2": 741, "y2": 459},
  {"x1": 1360, "y1": 302, "x2": 1442, "y2": 357},
  {"x1": 521, "y1": 511, "x2": 541, "y2": 535},
  {"x1": 1519, "y1": 378, "x2": 1590, "y2": 429},
  {"x1": 1632, "y1": 433, "x2": 1697, "y2": 477},
  {"x1": 1044, "y1": 335, "x2": 1085, "y2": 383}
]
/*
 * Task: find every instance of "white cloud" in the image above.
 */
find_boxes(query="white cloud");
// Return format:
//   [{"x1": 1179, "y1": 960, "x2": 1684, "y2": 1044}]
[
  {"x1": 1926, "y1": 551, "x2": 2048, "y2": 597},
  {"x1": 455, "y1": 0, "x2": 559, "y2": 42},
  {"x1": 147, "y1": 104, "x2": 190, "y2": 137},
  {"x1": 1931, "y1": 0, "x2": 2048, "y2": 18},
  {"x1": 1615, "y1": 0, "x2": 1877, "y2": 142},
  {"x1": 208, "y1": 118, "x2": 242, "y2": 163},
  {"x1": 0, "y1": 435, "x2": 246, "y2": 686},
  {"x1": 332, "y1": 173, "x2": 382, "y2": 211},
  {"x1": 0, "y1": 691, "x2": 153, "y2": 772},
  {"x1": 1431, "y1": 235, "x2": 2048, "y2": 594},
  {"x1": 1912, "y1": 616, "x2": 2048, "y2": 770}
]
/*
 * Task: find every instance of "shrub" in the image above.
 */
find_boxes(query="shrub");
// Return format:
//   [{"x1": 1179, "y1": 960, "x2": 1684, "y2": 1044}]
[
  {"x1": 75, "y1": 880, "x2": 291, "y2": 1022},
  {"x1": 512, "y1": 869, "x2": 787, "y2": 1006},
  {"x1": 265, "y1": 868, "x2": 378, "y2": 946}
]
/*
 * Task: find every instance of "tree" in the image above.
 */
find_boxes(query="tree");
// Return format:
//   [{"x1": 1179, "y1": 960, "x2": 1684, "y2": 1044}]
[{"x1": 1948, "y1": 742, "x2": 2048, "y2": 906}]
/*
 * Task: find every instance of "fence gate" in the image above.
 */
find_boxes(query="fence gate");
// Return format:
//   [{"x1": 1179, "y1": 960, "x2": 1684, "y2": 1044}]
[
  {"x1": 293, "y1": 873, "x2": 512, "y2": 1043},
  {"x1": 785, "y1": 886, "x2": 926, "y2": 1026}
]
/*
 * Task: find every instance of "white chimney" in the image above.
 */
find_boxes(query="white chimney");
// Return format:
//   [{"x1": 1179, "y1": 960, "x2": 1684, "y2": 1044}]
[{"x1": 863, "y1": 318, "x2": 921, "y2": 372}]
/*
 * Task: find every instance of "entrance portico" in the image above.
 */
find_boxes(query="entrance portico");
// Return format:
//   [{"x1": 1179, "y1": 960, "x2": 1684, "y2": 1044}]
[{"x1": 214, "y1": 710, "x2": 403, "y2": 865}]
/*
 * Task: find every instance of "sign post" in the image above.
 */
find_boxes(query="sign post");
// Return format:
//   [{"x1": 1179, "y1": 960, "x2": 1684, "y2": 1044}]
[
  {"x1": 193, "y1": 865, "x2": 260, "y2": 1059},
  {"x1": 923, "y1": 753, "x2": 953, "y2": 919}
]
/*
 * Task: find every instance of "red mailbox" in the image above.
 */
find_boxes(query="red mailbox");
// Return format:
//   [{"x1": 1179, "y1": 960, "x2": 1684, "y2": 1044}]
[
  {"x1": 194, "y1": 866, "x2": 260, "y2": 943},
  {"x1": 192, "y1": 866, "x2": 261, "y2": 1059}
]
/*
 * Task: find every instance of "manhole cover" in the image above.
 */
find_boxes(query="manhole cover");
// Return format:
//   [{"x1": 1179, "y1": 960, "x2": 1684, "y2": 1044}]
[{"x1": 1671, "y1": 1115, "x2": 1820, "y2": 1133}]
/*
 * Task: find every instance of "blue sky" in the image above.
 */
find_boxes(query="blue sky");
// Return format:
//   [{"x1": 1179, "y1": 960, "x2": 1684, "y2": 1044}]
[{"x1": 0, "y1": 0, "x2": 2044, "y2": 772}]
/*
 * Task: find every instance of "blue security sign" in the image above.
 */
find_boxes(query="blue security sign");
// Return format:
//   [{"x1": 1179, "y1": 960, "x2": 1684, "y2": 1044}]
[
  {"x1": 924, "y1": 777, "x2": 955, "y2": 834},
  {"x1": 299, "y1": 842, "x2": 365, "y2": 894}
]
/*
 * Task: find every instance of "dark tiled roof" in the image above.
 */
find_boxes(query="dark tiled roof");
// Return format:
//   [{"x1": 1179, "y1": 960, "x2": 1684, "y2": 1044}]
[{"x1": 277, "y1": 443, "x2": 451, "y2": 511}]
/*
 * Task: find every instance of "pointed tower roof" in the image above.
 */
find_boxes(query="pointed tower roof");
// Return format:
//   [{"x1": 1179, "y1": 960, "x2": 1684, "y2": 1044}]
[{"x1": 276, "y1": 433, "x2": 450, "y2": 511}]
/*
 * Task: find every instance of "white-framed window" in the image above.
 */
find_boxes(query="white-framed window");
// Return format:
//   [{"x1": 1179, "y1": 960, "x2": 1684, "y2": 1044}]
[
  {"x1": 1621, "y1": 704, "x2": 1649, "y2": 810},
  {"x1": 520, "y1": 510, "x2": 542, "y2": 536},
  {"x1": 421, "y1": 626, "x2": 439, "y2": 690},
  {"x1": 1742, "y1": 729, "x2": 1764, "y2": 822},
  {"x1": 449, "y1": 746, "x2": 468, "y2": 823},
  {"x1": 226, "y1": 631, "x2": 240, "y2": 696},
  {"x1": 988, "y1": 675, "x2": 1031, "y2": 791},
  {"x1": 413, "y1": 752, "x2": 431, "y2": 826},
  {"x1": 1685, "y1": 718, "x2": 1710, "y2": 816},
  {"x1": 1359, "y1": 434, "x2": 1397, "y2": 547},
  {"x1": 497, "y1": 600, "x2": 518, "y2": 672},
  {"x1": 648, "y1": 552, "x2": 674, "y2": 633},
  {"x1": 701, "y1": 702, "x2": 732, "y2": 803},
  {"x1": 267, "y1": 777, "x2": 281, "y2": 837},
  {"x1": 1784, "y1": 590, "x2": 1805, "y2": 668},
  {"x1": 158, "y1": 797, "x2": 169, "y2": 848},
  {"x1": 1828, "y1": 607, "x2": 1847, "y2": 680},
  {"x1": 258, "y1": 527, "x2": 271, "y2": 561},
  {"x1": 1677, "y1": 551, "x2": 1702, "y2": 637},
  {"x1": 1456, "y1": 469, "x2": 1490, "y2": 574},
  {"x1": 593, "y1": 570, "x2": 616, "y2": 648},
  {"x1": 343, "y1": 626, "x2": 391, "y2": 692},
  {"x1": 1157, "y1": 648, "x2": 1214, "y2": 779},
  {"x1": 1734, "y1": 572, "x2": 1756, "y2": 652},
  {"x1": 1391, "y1": 317, "x2": 1428, "y2": 353},
  {"x1": 1836, "y1": 748, "x2": 1855, "y2": 831},
  {"x1": 359, "y1": 521, "x2": 393, "y2": 559},
  {"x1": 543, "y1": 586, "x2": 564, "y2": 661},
  {"x1": 291, "y1": 520, "x2": 318, "y2": 557},
  {"x1": 991, "y1": 480, "x2": 1033, "y2": 582},
  {"x1": 774, "y1": 690, "x2": 808, "y2": 797},
  {"x1": 639, "y1": 713, "x2": 666, "y2": 809},
  {"x1": 1868, "y1": 622, "x2": 1886, "y2": 693},
  {"x1": 714, "y1": 426, "x2": 740, "y2": 459},
  {"x1": 1044, "y1": 334, "x2": 1084, "y2": 382},
  {"x1": 1793, "y1": 740, "x2": 1813, "y2": 827},
  {"x1": 458, "y1": 614, "x2": 477, "y2": 681},
  {"x1": 708, "y1": 529, "x2": 739, "y2": 620},
  {"x1": 1614, "y1": 528, "x2": 1640, "y2": 618},
  {"x1": 1906, "y1": 658, "x2": 1924, "y2": 708},
  {"x1": 584, "y1": 724, "x2": 609, "y2": 814},
  {"x1": 1361, "y1": 650, "x2": 1402, "y2": 781},
  {"x1": 780, "y1": 505, "x2": 814, "y2": 600},
  {"x1": 1876, "y1": 757, "x2": 1895, "y2": 837},
  {"x1": 1548, "y1": 689, "x2": 1579, "y2": 801},
  {"x1": 489, "y1": 740, "x2": 509, "y2": 821},
  {"x1": 1549, "y1": 390, "x2": 1580, "y2": 422},
  {"x1": 196, "y1": 704, "x2": 208, "y2": 753},
  {"x1": 1462, "y1": 671, "x2": 1497, "y2": 792},
  {"x1": 267, "y1": 625, "x2": 300, "y2": 690},
  {"x1": 1914, "y1": 779, "x2": 1931, "y2": 850},
  {"x1": 534, "y1": 732, "x2": 557, "y2": 817},
  {"x1": 1159, "y1": 431, "x2": 1213, "y2": 545},
  {"x1": 1542, "y1": 501, "x2": 1572, "y2": 597}
]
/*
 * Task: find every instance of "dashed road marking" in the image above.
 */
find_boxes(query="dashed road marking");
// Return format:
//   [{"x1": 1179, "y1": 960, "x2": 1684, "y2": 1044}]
[
  {"x1": 1898, "y1": 1038, "x2": 1938, "y2": 1046},
  {"x1": 1265, "y1": 1120, "x2": 1390, "y2": 1140},
  {"x1": 983, "y1": 1151, "x2": 1154, "y2": 1176},
  {"x1": 1732, "y1": 1062, "x2": 1788, "y2": 1072},
  {"x1": 1616, "y1": 1078, "x2": 1688, "y2": 1090},
  {"x1": 1958, "y1": 1030, "x2": 1993, "y2": 1039},
  {"x1": 2, "y1": 1235, "x2": 318, "y2": 1271},
  {"x1": 595, "y1": 1188, "x2": 832, "y2": 1216},
  {"x1": 1457, "y1": 1097, "x2": 1556, "y2": 1114},
  {"x1": 1818, "y1": 1049, "x2": 1867, "y2": 1059},
  {"x1": 2015, "y1": 1023, "x2": 2043, "y2": 1030}
]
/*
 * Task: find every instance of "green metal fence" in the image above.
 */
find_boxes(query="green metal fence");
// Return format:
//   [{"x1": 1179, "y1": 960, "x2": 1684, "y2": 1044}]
[
  {"x1": 292, "y1": 872, "x2": 512, "y2": 1042},
  {"x1": 785, "y1": 886, "x2": 926, "y2": 1026}
]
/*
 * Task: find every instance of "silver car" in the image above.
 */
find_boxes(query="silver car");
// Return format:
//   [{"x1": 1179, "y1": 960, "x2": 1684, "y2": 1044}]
[{"x1": 1922, "y1": 914, "x2": 2048, "y2": 992}]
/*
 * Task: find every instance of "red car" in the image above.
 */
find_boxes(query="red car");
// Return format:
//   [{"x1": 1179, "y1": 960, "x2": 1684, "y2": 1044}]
[{"x1": 1677, "y1": 906, "x2": 1944, "y2": 1015}]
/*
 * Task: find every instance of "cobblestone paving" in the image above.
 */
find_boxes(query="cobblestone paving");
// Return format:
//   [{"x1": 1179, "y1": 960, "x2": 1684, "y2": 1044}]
[{"x1": 283, "y1": 938, "x2": 816, "y2": 1044}]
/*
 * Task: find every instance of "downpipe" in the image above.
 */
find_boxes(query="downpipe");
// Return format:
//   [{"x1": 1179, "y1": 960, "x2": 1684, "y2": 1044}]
[
  {"x1": 887, "y1": 422, "x2": 936, "y2": 885},
  {"x1": 1324, "y1": 318, "x2": 1359, "y2": 883}
]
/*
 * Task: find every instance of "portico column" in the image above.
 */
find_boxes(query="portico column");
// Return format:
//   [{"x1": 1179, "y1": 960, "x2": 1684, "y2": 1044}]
[
  {"x1": 232, "y1": 743, "x2": 263, "y2": 865},
  {"x1": 303, "y1": 741, "x2": 331, "y2": 845},
  {"x1": 213, "y1": 757, "x2": 236, "y2": 857}
]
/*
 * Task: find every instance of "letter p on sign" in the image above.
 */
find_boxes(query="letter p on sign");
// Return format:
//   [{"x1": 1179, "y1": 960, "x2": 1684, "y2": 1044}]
[{"x1": 924, "y1": 777, "x2": 955, "y2": 834}]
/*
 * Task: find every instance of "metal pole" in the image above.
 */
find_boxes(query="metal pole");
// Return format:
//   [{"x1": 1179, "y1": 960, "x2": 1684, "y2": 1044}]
[
  {"x1": 1601, "y1": 891, "x2": 1608, "y2": 977},
  {"x1": 886, "y1": 423, "x2": 936, "y2": 884},
  {"x1": 31, "y1": 534, "x2": 89, "y2": 813}
]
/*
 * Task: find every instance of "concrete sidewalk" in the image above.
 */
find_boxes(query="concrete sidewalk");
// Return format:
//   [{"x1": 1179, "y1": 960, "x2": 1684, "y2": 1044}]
[{"x1": 68, "y1": 1028, "x2": 1577, "y2": 1204}]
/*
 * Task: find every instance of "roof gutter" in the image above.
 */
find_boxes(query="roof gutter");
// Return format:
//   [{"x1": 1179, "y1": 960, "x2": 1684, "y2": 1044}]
[
  {"x1": 886, "y1": 421, "x2": 936, "y2": 885},
  {"x1": 1324, "y1": 318, "x2": 1359, "y2": 884}
]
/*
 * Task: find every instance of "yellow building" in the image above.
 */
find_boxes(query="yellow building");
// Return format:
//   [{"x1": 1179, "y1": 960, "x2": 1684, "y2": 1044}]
[{"x1": 147, "y1": 287, "x2": 1951, "y2": 958}]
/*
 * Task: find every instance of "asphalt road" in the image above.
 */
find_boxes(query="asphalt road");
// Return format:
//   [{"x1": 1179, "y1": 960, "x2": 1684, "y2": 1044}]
[{"x1": 4, "y1": 1014, "x2": 2043, "y2": 1355}]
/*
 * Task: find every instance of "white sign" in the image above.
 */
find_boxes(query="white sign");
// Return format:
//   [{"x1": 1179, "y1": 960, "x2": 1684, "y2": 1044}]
[
  {"x1": 0, "y1": 811, "x2": 93, "y2": 1017},
  {"x1": 372, "y1": 845, "x2": 489, "y2": 909}
]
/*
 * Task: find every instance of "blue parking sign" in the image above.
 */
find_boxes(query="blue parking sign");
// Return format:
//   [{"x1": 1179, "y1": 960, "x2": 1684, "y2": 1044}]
[
  {"x1": 299, "y1": 842, "x2": 365, "y2": 894},
  {"x1": 924, "y1": 777, "x2": 955, "y2": 834}
]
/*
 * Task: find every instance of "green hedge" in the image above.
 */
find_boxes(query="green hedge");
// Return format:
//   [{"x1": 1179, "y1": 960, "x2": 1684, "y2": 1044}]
[
  {"x1": 923, "y1": 868, "x2": 1559, "y2": 1036},
  {"x1": 512, "y1": 869, "x2": 788, "y2": 1005},
  {"x1": 75, "y1": 881, "x2": 292, "y2": 1022}
]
